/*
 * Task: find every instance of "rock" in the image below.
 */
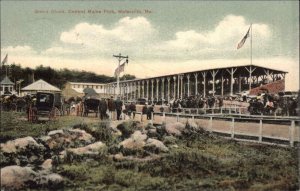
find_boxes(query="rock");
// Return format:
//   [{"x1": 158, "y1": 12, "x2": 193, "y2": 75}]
[
  {"x1": 0, "y1": 137, "x2": 46, "y2": 166},
  {"x1": 145, "y1": 124, "x2": 156, "y2": 130},
  {"x1": 147, "y1": 128, "x2": 158, "y2": 138},
  {"x1": 1, "y1": 136, "x2": 45, "y2": 154},
  {"x1": 163, "y1": 135, "x2": 177, "y2": 145},
  {"x1": 1, "y1": 165, "x2": 37, "y2": 190},
  {"x1": 44, "y1": 129, "x2": 95, "y2": 150},
  {"x1": 68, "y1": 129, "x2": 94, "y2": 143},
  {"x1": 165, "y1": 122, "x2": 185, "y2": 136},
  {"x1": 48, "y1": 129, "x2": 64, "y2": 136},
  {"x1": 117, "y1": 121, "x2": 143, "y2": 138},
  {"x1": 34, "y1": 173, "x2": 63, "y2": 189},
  {"x1": 41, "y1": 159, "x2": 53, "y2": 171},
  {"x1": 119, "y1": 131, "x2": 147, "y2": 155},
  {"x1": 144, "y1": 138, "x2": 169, "y2": 153},
  {"x1": 187, "y1": 120, "x2": 198, "y2": 130},
  {"x1": 1, "y1": 165, "x2": 63, "y2": 190},
  {"x1": 131, "y1": 131, "x2": 147, "y2": 142},
  {"x1": 67, "y1": 141, "x2": 107, "y2": 157}
]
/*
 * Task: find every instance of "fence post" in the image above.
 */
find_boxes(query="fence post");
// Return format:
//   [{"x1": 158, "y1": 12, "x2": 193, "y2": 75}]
[
  {"x1": 176, "y1": 114, "x2": 179, "y2": 122},
  {"x1": 209, "y1": 117, "x2": 213, "y2": 132},
  {"x1": 239, "y1": 107, "x2": 241, "y2": 114},
  {"x1": 163, "y1": 112, "x2": 166, "y2": 124},
  {"x1": 140, "y1": 112, "x2": 143, "y2": 122},
  {"x1": 220, "y1": 107, "x2": 223, "y2": 114},
  {"x1": 151, "y1": 112, "x2": 154, "y2": 125},
  {"x1": 192, "y1": 115, "x2": 195, "y2": 122},
  {"x1": 231, "y1": 118, "x2": 235, "y2": 138},
  {"x1": 229, "y1": 106, "x2": 232, "y2": 114},
  {"x1": 259, "y1": 120, "x2": 263, "y2": 143},
  {"x1": 290, "y1": 120, "x2": 295, "y2": 147}
]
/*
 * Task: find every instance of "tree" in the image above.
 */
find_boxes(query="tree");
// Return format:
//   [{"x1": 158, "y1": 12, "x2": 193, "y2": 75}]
[{"x1": 120, "y1": 74, "x2": 136, "y2": 81}]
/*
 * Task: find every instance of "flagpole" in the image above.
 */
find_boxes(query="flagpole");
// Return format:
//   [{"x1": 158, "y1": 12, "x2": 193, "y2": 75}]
[
  {"x1": 250, "y1": 23, "x2": 252, "y2": 65},
  {"x1": 113, "y1": 53, "x2": 129, "y2": 99}
]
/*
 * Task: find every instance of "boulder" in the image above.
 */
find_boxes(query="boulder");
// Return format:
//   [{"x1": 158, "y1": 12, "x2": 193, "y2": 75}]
[
  {"x1": 43, "y1": 129, "x2": 95, "y2": 150},
  {"x1": 67, "y1": 141, "x2": 107, "y2": 157},
  {"x1": 0, "y1": 137, "x2": 46, "y2": 166},
  {"x1": 1, "y1": 136, "x2": 45, "y2": 154},
  {"x1": 187, "y1": 120, "x2": 198, "y2": 130},
  {"x1": 165, "y1": 122, "x2": 185, "y2": 136},
  {"x1": 1, "y1": 165, "x2": 37, "y2": 190},
  {"x1": 34, "y1": 173, "x2": 63, "y2": 189},
  {"x1": 41, "y1": 159, "x2": 53, "y2": 171},
  {"x1": 119, "y1": 131, "x2": 147, "y2": 155},
  {"x1": 144, "y1": 138, "x2": 169, "y2": 153},
  {"x1": 147, "y1": 128, "x2": 158, "y2": 138}
]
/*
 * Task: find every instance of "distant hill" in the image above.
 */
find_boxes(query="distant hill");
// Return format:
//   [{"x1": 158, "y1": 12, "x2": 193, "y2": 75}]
[{"x1": 0, "y1": 64, "x2": 135, "y2": 89}]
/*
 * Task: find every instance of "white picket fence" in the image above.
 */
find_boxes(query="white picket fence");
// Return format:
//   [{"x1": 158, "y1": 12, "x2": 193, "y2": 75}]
[{"x1": 135, "y1": 112, "x2": 300, "y2": 147}]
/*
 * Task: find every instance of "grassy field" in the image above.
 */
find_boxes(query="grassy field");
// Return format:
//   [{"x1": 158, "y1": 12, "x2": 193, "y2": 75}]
[{"x1": 1, "y1": 111, "x2": 299, "y2": 190}]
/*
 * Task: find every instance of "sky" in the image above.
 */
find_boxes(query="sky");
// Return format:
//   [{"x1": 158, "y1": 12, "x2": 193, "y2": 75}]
[{"x1": 1, "y1": 1, "x2": 299, "y2": 90}]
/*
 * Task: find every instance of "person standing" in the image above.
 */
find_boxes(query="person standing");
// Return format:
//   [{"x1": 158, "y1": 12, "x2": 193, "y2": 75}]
[
  {"x1": 99, "y1": 98, "x2": 108, "y2": 120},
  {"x1": 107, "y1": 96, "x2": 116, "y2": 120},
  {"x1": 129, "y1": 102, "x2": 136, "y2": 119},
  {"x1": 147, "y1": 104, "x2": 154, "y2": 120},
  {"x1": 115, "y1": 97, "x2": 123, "y2": 120}
]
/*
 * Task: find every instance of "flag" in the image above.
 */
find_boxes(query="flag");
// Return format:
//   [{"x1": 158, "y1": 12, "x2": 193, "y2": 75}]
[
  {"x1": 237, "y1": 25, "x2": 251, "y2": 49},
  {"x1": 119, "y1": 63, "x2": 125, "y2": 73},
  {"x1": 114, "y1": 63, "x2": 126, "y2": 76},
  {"x1": 1, "y1": 54, "x2": 8, "y2": 65}
]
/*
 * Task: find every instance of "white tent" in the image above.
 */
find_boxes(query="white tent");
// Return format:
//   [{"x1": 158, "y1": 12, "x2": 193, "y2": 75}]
[{"x1": 21, "y1": 79, "x2": 61, "y2": 93}]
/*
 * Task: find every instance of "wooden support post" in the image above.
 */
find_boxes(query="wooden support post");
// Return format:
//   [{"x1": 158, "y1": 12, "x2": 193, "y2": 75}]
[
  {"x1": 259, "y1": 120, "x2": 263, "y2": 143},
  {"x1": 226, "y1": 68, "x2": 237, "y2": 96},
  {"x1": 209, "y1": 117, "x2": 213, "y2": 132},
  {"x1": 231, "y1": 118, "x2": 235, "y2": 138},
  {"x1": 290, "y1": 120, "x2": 295, "y2": 147},
  {"x1": 151, "y1": 112, "x2": 154, "y2": 125}
]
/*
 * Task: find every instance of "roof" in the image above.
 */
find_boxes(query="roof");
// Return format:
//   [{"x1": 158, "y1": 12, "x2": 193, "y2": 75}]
[
  {"x1": 0, "y1": 76, "x2": 14, "y2": 85},
  {"x1": 72, "y1": 88, "x2": 103, "y2": 94},
  {"x1": 21, "y1": 79, "x2": 61, "y2": 92},
  {"x1": 106, "y1": 64, "x2": 288, "y2": 84},
  {"x1": 83, "y1": 88, "x2": 98, "y2": 96},
  {"x1": 69, "y1": 82, "x2": 105, "y2": 85}
]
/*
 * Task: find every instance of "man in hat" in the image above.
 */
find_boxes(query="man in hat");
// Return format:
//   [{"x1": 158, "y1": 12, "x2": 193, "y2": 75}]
[
  {"x1": 107, "y1": 96, "x2": 116, "y2": 120},
  {"x1": 115, "y1": 97, "x2": 123, "y2": 120}
]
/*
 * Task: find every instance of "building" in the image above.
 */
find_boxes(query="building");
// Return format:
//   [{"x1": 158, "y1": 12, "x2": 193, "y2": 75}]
[
  {"x1": 105, "y1": 64, "x2": 287, "y2": 101},
  {"x1": 62, "y1": 82, "x2": 106, "y2": 99},
  {"x1": 0, "y1": 76, "x2": 17, "y2": 95},
  {"x1": 21, "y1": 79, "x2": 61, "y2": 95}
]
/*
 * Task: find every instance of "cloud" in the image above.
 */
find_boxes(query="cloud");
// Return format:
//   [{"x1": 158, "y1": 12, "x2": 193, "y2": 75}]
[
  {"x1": 38, "y1": 15, "x2": 272, "y2": 60},
  {"x1": 2, "y1": 46, "x2": 37, "y2": 56},
  {"x1": 59, "y1": 17, "x2": 156, "y2": 51},
  {"x1": 158, "y1": 15, "x2": 271, "y2": 54}
]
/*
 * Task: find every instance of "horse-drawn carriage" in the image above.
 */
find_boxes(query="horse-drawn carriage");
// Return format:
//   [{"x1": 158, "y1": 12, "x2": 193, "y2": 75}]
[
  {"x1": 28, "y1": 92, "x2": 61, "y2": 122},
  {"x1": 83, "y1": 98, "x2": 100, "y2": 117}
]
